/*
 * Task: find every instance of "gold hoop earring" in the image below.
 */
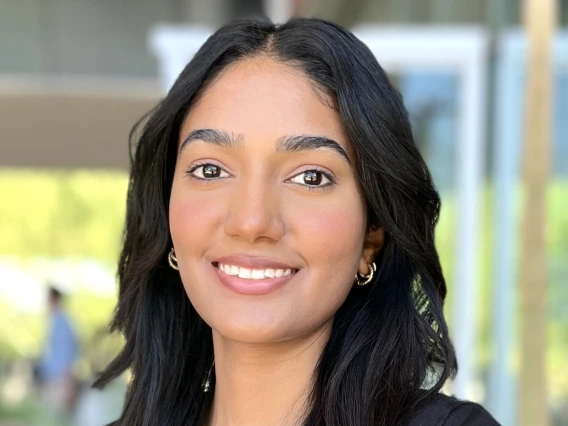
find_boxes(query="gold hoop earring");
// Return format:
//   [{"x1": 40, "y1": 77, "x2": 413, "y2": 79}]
[
  {"x1": 168, "y1": 248, "x2": 179, "y2": 271},
  {"x1": 355, "y1": 262, "x2": 376, "y2": 286}
]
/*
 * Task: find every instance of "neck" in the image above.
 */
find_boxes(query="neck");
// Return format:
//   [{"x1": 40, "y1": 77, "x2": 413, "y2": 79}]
[{"x1": 206, "y1": 321, "x2": 333, "y2": 426}]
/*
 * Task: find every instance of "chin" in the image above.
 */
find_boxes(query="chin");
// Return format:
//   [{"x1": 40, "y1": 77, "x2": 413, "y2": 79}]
[
  {"x1": 207, "y1": 305, "x2": 332, "y2": 346},
  {"x1": 212, "y1": 320, "x2": 295, "y2": 344}
]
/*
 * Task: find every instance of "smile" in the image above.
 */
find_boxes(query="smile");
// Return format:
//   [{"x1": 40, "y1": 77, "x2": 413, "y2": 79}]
[
  {"x1": 216, "y1": 262, "x2": 295, "y2": 280},
  {"x1": 212, "y1": 259, "x2": 299, "y2": 295}
]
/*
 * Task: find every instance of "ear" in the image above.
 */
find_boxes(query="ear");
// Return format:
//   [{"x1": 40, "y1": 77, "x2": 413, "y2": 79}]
[{"x1": 358, "y1": 226, "x2": 385, "y2": 275}]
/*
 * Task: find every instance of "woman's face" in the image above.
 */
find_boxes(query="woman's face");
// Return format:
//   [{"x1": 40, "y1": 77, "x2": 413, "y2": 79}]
[{"x1": 170, "y1": 58, "x2": 381, "y2": 344}]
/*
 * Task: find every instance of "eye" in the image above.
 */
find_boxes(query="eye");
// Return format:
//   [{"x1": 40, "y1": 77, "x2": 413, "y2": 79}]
[
  {"x1": 289, "y1": 169, "x2": 334, "y2": 188},
  {"x1": 188, "y1": 163, "x2": 230, "y2": 180}
]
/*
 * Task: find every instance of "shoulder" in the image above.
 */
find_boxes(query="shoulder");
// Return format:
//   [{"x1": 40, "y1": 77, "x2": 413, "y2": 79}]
[{"x1": 408, "y1": 393, "x2": 500, "y2": 426}]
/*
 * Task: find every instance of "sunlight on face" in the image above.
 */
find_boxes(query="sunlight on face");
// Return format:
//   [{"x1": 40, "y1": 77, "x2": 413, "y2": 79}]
[{"x1": 169, "y1": 58, "x2": 368, "y2": 344}]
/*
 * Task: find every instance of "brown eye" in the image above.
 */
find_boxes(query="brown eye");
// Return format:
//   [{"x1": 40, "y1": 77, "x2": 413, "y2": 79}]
[
  {"x1": 290, "y1": 170, "x2": 333, "y2": 188},
  {"x1": 189, "y1": 163, "x2": 230, "y2": 180},
  {"x1": 203, "y1": 164, "x2": 221, "y2": 178},
  {"x1": 303, "y1": 171, "x2": 322, "y2": 185}
]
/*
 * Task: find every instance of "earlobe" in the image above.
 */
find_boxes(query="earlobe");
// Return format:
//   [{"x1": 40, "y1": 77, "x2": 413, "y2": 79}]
[
  {"x1": 364, "y1": 226, "x2": 385, "y2": 260},
  {"x1": 358, "y1": 227, "x2": 385, "y2": 275}
]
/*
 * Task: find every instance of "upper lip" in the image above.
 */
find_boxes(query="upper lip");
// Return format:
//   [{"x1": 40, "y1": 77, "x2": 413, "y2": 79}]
[{"x1": 213, "y1": 255, "x2": 298, "y2": 270}]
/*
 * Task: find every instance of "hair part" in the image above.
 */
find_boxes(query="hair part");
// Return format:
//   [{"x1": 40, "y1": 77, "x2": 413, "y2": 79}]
[{"x1": 95, "y1": 17, "x2": 457, "y2": 426}]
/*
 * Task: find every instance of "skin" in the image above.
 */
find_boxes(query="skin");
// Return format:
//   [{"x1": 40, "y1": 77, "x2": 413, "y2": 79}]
[
  {"x1": 48, "y1": 294, "x2": 59, "y2": 313},
  {"x1": 169, "y1": 57, "x2": 384, "y2": 426}
]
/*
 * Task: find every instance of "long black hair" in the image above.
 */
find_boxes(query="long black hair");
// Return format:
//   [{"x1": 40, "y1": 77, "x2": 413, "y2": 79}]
[{"x1": 94, "y1": 17, "x2": 457, "y2": 426}]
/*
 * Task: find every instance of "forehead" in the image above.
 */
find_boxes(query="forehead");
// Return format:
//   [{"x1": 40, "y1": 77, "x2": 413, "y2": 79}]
[{"x1": 181, "y1": 58, "x2": 350, "y2": 154}]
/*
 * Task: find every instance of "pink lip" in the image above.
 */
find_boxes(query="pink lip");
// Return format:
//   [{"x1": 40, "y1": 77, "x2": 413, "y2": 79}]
[
  {"x1": 213, "y1": 265, "x2": 297, "y2": 295},
  {"x1": 211, "y1": 255, "x2": 299, "y2": 295}
]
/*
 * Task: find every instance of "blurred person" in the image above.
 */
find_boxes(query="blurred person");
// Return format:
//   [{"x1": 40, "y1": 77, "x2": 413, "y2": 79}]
[
  {"x1": 37, "y1": 285, "x2": 78, "y2": 420},
  {"x1": 94, "y1": 18, "x2": 499, "y2": 426}
]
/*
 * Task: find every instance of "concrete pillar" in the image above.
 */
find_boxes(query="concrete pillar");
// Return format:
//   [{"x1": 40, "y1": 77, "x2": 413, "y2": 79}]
[{"x1": 182, "y1": 0, "x2": 231, "y2": 26}]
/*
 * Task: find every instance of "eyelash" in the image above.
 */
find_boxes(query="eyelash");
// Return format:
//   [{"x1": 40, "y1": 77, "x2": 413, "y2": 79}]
[
  {"x1": 185, "y1": 163, "x2": 337, "y2": 191},
  {"x1": 290, "y1": 167, "x2": 337, "y2": 191},
  {"x1": 186, "y1": 161, "x2": 230, "y2": 182}
]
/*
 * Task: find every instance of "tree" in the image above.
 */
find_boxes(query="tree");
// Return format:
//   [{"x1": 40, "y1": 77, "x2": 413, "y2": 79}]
[{"x1": 519, "y1": 1, "x2": 557, "y2": 425}]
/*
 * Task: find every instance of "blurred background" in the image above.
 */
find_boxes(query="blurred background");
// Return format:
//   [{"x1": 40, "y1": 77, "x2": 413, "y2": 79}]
[{"x1": 0, "y1": 0, "x2": 566, "y2": 425}]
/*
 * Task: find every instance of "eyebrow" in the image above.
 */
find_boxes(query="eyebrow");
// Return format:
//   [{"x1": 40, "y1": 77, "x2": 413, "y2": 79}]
[
  {"x1": 276, "y1": 135, "x2": 350, "y2": 164},
  {"x1": 180, "y1": 128, "x2": 350, "y2": 164},
  {"x1": 180, "y1": 129, "x2": 243, "y2": 151}
]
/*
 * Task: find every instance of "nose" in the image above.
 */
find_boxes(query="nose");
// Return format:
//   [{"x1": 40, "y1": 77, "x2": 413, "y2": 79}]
[{"x1": 223, "y1": 176, "x2": 285, "y2": 244}]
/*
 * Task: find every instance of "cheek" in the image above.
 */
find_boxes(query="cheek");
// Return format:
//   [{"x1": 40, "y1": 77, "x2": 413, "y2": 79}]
[
  {"x1": 169, "y1": 182, "x2": 223, "y2": 253},
  {"x1": 290, "y1": 195, "x2": 366, "y2": 281},
  {"x1": 296, "y1": 197, "x2": 365, "y2": 254},
  {"x1": 281, "y1": 196, "x2": 366, "y2": 332},
  {"x1": 169, "y1": 181, "x2": 226, "y2": 323}
]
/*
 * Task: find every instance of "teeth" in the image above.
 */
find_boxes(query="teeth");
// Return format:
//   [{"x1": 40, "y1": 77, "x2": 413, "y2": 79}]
[
  {"x1": 238, "y1": 267, "x2": 251, "y2": 279},
  {"x1": 251, "y1": 269, "x2": 265, "y2": 280},
  {"x1": 217, "y1": 263, "x2": 294, "y2": 280}
]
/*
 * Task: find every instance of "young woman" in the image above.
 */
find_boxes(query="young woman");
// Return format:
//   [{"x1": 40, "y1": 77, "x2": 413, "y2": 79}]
[{"x1": 95, "y1": 17, "x2": 499, "y2": 426}]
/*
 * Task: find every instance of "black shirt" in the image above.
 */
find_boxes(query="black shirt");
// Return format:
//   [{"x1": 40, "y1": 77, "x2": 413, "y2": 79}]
[
  {"x1": 409, "y1": 393, "x2": 500, "y2": 426},
  {"x1": 106, "y1": 393, "x2": 500, "y2": 426}
]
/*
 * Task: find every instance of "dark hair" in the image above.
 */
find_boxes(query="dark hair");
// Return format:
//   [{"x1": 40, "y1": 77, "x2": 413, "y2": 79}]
[
  {"x1": 95, "y1": 17, "x2": 457, "y2": 426},
  {"x1": 48, "y1": 285, "x2": 63, "y2": 302}
]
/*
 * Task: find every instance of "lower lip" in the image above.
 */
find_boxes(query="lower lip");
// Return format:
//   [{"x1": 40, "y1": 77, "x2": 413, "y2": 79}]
[{"x1": 213, "y1": 265, "x2": 297, "y2": 295}]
